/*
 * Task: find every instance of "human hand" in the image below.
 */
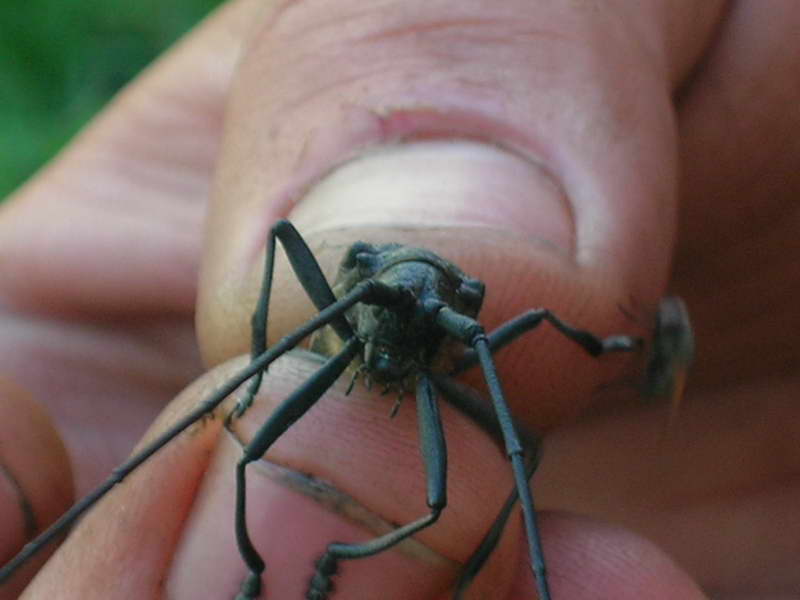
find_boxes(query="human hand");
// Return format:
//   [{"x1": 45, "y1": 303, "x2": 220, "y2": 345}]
[{"x1": 1, "y1": 1, "x2": 798, "y2": 599}]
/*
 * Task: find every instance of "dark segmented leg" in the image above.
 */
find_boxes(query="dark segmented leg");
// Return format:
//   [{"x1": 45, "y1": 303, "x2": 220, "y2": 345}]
[
  {"x1": 236, "y1": 219, "x2": 354, "y2": 417},
  {"x1": 442, "y1": 305, "x2": 643, "y2": 595},
  {"x1": 429, "y1": 373, "x2": 543, "y2": 599},
  {"x1": 452, "y1": 308, "x2": 641, "y2": 376},
  {"x1": 433, "y1": 306, "x2": 551, "y2": 600},
  {"x1": 430, "y1": 372, "x2": 539, "y2": 453},
  {"x1": 235, "y1": 337, "x2": 363, "y2": 600},
  {"x1": 306, "y1": 372, "x2": 447, "y2": 600},
  {"x1": 232, "y1": 279, "x2": 409, "y2": 599},
  {"x1": 453, "y1": 448, "x2": 540, "y2": 600}
]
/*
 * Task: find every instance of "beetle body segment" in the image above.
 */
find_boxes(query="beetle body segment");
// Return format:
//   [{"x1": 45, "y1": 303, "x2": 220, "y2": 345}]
[{"x1": 311, "y1": 242, "x2": 485, "y2": 386}]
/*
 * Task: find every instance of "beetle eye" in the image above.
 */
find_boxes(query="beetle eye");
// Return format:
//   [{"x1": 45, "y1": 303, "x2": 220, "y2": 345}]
[
  {"x1": 342, "y1": 241, "x2": 375, "y2": 268},
  {"x1": 356, "y1": 252, "x2": 379, "y2": 277},
  {"x1": 456, "y1": 278, "x2": 485, "y2": 313}
]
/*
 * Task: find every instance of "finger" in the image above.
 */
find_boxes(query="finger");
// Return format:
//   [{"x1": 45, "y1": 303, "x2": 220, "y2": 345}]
[
  {"x1": 537, "y1": 376, "x2": 800, "y2": 596},
  {"x1": 0, "y1": 0, "x2": 260, "y2": 316},
  {"x1": 143, "y1": 353, "x2": 704, "y2": 599},
  {"x1": 673, "y1": 0, "x2": 800, "y2": 390},
  {"x1": 0, "y1": 0, "x2": 261, "y2": 513},
  {"x1": 19, "y1": 353, "x2": 707, "y2": 599},
  {"x1": 493, "y1": 516, "x2": 707, "y2": 600},
  {"x1": 169, "y1": 352, "x2": 517, "y2": 598},
  {"x1": 0, "y1": 378, "x2": 72, "y2": 598},
  {"x1": 199, "y1": 1, "x2": 725, "y2": 428},
  {"x1": 18, "y1": 365, "x2": 231, "y2": 598},
  {"x1": 191, "y1": 2, "x2": 726, "y2": 598}
]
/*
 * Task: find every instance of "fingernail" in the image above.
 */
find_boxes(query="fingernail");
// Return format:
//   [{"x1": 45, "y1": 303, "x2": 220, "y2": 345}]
[{"x1": 290, "y1": 139, "x2": 574, "y2": 258}]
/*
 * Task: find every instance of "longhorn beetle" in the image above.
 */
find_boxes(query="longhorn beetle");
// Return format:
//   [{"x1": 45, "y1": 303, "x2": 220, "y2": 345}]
[{"x1": 0, "y1": 219, "x2": 693, "y2": 599}]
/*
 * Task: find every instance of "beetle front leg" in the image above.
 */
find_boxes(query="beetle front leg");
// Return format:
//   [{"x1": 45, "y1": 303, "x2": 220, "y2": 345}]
[
  {"x1": 234, "y1": 338, "x2": 362, "y2": 600},
  {"x1": 236, "y1": 220, "x2": 354, "y2": 418}
]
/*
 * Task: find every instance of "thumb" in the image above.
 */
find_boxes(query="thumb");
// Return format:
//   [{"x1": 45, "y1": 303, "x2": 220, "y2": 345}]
[
  {"x1": 193, "y1": 1, "x2": 717, "y2": 599},
  {"x1": 197, "y1": 2, "x2": 713, "y2": 428}
]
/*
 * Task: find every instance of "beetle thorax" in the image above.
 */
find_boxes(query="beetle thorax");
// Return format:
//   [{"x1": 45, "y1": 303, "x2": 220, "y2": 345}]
[
  {"x1": 353, "y1": 262, "x2": 446, "y2": 383},
  {"x1": 309, "y1": 241, "x2": 486, "y2": 387}
]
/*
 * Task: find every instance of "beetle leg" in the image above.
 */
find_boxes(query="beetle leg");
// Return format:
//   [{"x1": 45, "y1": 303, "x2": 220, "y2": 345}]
[
  {"x1": 234, "y1": 337, "x2": 362, "y2": 600},
  {"x1": 306, "y1": 372, "x2": 447, "y2": 600},
  {"x1": 453, "y1": 446, "x2": 540, "y2": 599},
  {"x1": 236, "y1": 219, "x2": 354, "y2": 418},
  {"x1": 428, "y1": 372, "x2": 541, "y2": 598},
  {"x1": 452, "y1": 308, "x2": 641, "y2": 376},
  {"x1": 433, "y1": 305, "x2": 552, "y2": 600}
]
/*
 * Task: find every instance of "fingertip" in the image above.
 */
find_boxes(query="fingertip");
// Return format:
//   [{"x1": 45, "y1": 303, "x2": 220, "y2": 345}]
[
  {"x1": 18, "y1": 369, "x2": 232, "y2": 598},
  {"x1": 0, "y1": 377, "x2": 73, "y2": 597},
  {"x1": 498, "y1": 514, "x2": 707, "y2": 600}
]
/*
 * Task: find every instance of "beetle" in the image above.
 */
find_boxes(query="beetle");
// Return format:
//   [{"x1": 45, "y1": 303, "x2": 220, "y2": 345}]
[{"x1": 0, "y1": 219, "x2": 693, "y2": 599}]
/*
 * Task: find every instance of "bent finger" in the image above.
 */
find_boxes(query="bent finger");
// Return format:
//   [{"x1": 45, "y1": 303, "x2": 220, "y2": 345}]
[{"x1": 0, "y1": 378, "x2": 72, "y2": 598}]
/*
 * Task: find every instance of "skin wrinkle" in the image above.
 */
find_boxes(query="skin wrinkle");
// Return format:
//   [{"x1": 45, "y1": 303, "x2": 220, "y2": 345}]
[
  {"x1": 672, "y1": 5, "x2": 732, "y2": 101},
  {"x1": 252, "y1": 30, "x2": 567, "y2": 116},
  {"x1": 261, "y1": 5, "x2": 577, "y2": 74},
  {"x1": 359, "y1": 19, "x2": 571, "y2": 46},
  {"x1": 270, "y1": 69, "x2": 403, "y2": 117},
  {"x1": 265, "y1": 17, "x2": 571, "y2": 79},
  {"x1": 362, "y1": 17, "x2": 513, "y2": 40},
  {"x1": 355, "y1": 20, "x2": 573, "y2": 65}
]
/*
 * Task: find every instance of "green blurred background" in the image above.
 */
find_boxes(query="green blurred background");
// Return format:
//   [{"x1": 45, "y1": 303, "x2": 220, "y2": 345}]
[{"x1": 0, "y1": 0, "x2": 225, "y2": 199}]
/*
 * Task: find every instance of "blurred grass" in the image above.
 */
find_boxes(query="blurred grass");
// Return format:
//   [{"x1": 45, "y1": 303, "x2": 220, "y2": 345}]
[{"x1": 0, "y1": 0, "x2": 224, "y2": 199}]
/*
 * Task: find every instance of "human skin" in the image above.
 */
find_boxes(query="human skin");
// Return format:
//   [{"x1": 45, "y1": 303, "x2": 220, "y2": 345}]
[{"x1": 0, "y1": 0, "x2": 798, "y2": 598}]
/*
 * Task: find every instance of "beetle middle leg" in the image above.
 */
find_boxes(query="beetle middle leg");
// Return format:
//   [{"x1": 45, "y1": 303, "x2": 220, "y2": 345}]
[
  {"x1": 432, "y1": 306, "x2": 555, "y2": 600},
  {"x1": 429, "y1": 372, "x2": 541, "y2": 599},
  {"x1": 305, "y1": 372, "x2": 447, "y2": 600},
  {"x1": 442, "y1": 297, "x2": 694, "y2": 598},
  {"x1": 231, "y1": 276, "x2": 409, "y2": 599}
]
